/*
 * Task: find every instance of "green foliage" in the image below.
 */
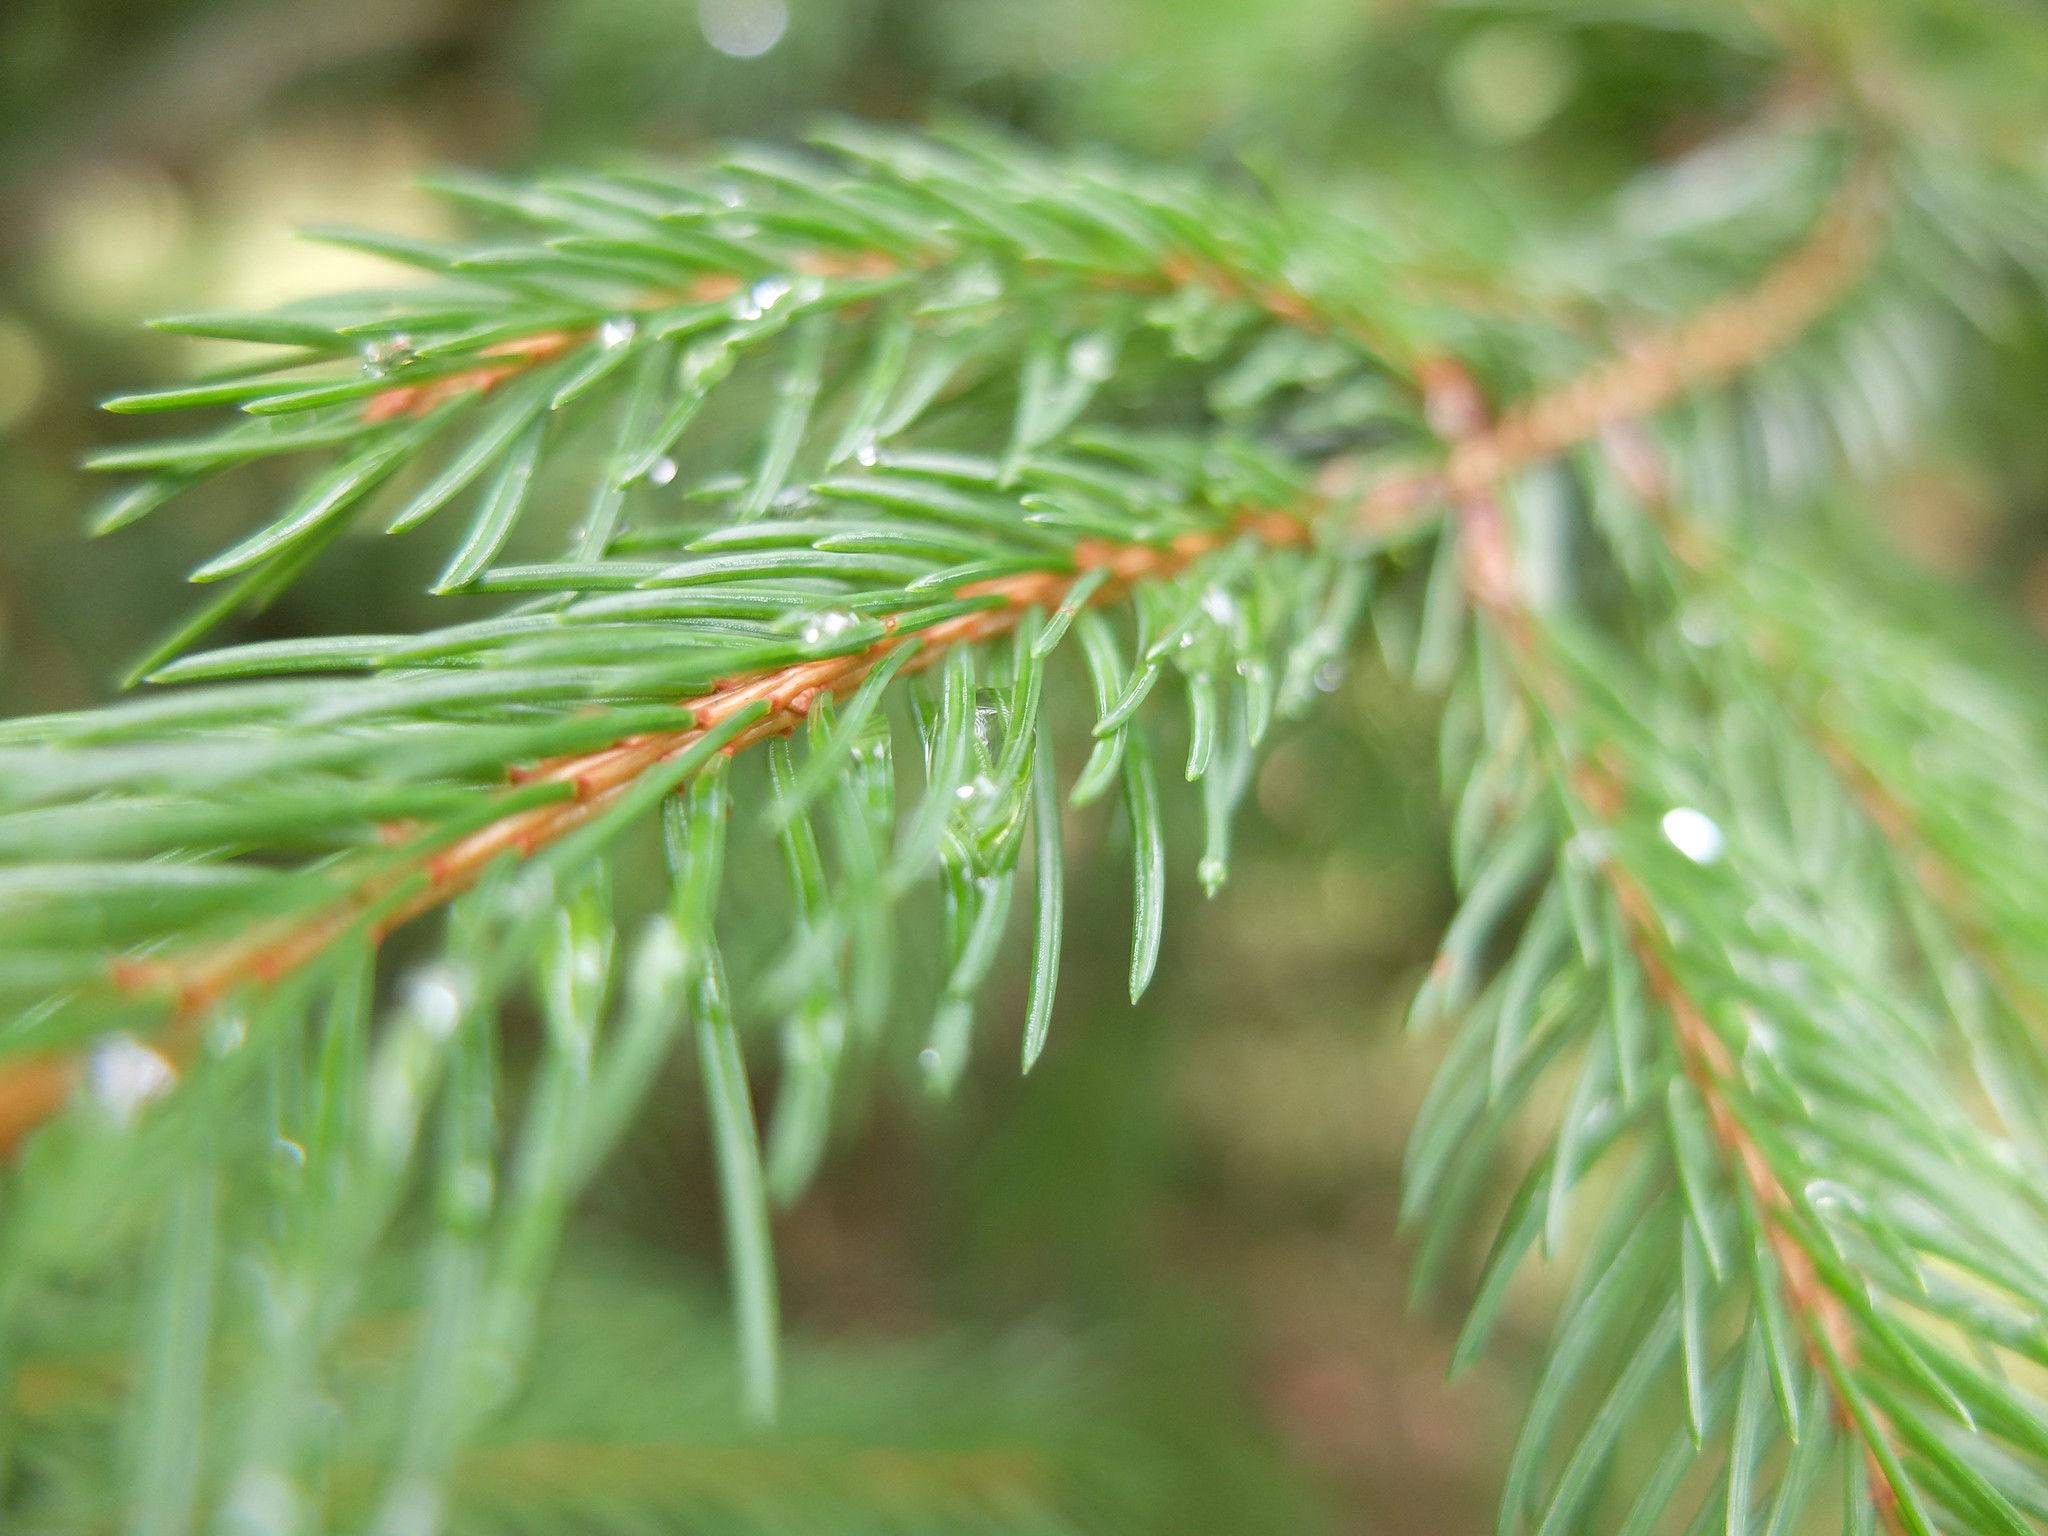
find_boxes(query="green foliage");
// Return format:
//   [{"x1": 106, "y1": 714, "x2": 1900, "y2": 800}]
[{"x1": 13, "y1": 2, "x2": 2048, "y2": 1531}]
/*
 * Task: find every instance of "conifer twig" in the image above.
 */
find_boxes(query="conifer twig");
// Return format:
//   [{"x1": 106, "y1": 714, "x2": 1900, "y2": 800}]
[
  {"x1": 1357, "y1": 164, "x2": 1884, "y2": 530},
  {"x1": 1420, "y1": 329, "x2": 1915, "y2": 1527},
  {"x1": 91, "y1": 517, "x2": 1307, "y2": 1043},
  {"x1": 0, "y1": 155, "x2": 1883, "y2": 1153}
]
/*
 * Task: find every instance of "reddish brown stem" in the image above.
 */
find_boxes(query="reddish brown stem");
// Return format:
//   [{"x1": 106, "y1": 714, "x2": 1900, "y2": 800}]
[
  {"x1": 117, "y1": 515, "x2": 1306, "y2": 1027},
  {"x1": 1360, "y1": 167, "x2": 1883, "y2": 529}
]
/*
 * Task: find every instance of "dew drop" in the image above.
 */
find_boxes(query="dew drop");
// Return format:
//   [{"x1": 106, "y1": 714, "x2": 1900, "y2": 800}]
[
  {"x1": 87, "y1": 1033, "x2": 177, "y2": 1124},
  {"x1": 1805, "y1": 1178, "x2": 1858, "y2": 1217},
  {"x1": 1660, "y1": 806, "x2": 1725, "y2": 865},
  {"x1": 406, "y1": 966, "x2": 467, "y2": 1039},
  {"x1": 742, "y1": 276, "x2": 792, "y2": 319},
  {"x1": 917, "y1": 1047, "x2": 943, "y2": 1073},
  {"x1": 274, "y1": 1136, "x2": 306, "y2": 1168},
  {"x1": 973, "y1": 700, "x2": 1003, "y2": 750},
  {"x1": 855, "y1": 442, "x2": 881, "y2": 467},
  {"x1": 1198, "y1": 855, "x2": 1227, "y2": 897},
  {"x1": 644, "y1": 456, "x2": 678, "y2": 487},
  {"x1": 208, "y1": 1013, "x2": 247, "y2": 1058},
  {"x1": 574, "y1": 939, "x2": 607, "y2": 992},
  {"x1": 358, "y1": 333, "x2": 415, "y2": 377},
  {"x1": 1067, "y1": 334, "x2": 1115, "y2": 382},
  {"x1": 598, "y1": 315, "x2": 637, "y2": 349},
  {"x1": 955, "y1": 782, "x2": 978, "y2": 801},
  {"x1": 1200, "y1": 588, "x2": 1238, "y2": 625},
  {"x1": 1678, "y1": 602, "x2": 1723, "y2": 647},
  {"x1": 799, "y1": 608, "x2": 857, "y2": 646},
  {"x1": 1313, "y1": 661, "x2": 1345, "y2": 692},
  {"x1": 510, "y1": 867, "x2": 556, "y2": 917}
]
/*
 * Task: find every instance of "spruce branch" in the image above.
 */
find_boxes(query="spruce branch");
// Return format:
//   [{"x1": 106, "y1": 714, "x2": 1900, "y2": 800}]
[
  {"x1": 8, "y1": 39, "x2": 2048, "y2": 1525},
  {"x1": 1403, "y1": 318, "x2": 2048, "y2": 1531},
  {"x1": 0, "y1": 151, "x2": 1867, "y2": 1148}
]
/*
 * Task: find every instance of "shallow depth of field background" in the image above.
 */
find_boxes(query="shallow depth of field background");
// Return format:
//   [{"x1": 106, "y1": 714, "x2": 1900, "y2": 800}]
[{"x1": 2, "y1": 4, "x2": 2040, "y2": 1531}]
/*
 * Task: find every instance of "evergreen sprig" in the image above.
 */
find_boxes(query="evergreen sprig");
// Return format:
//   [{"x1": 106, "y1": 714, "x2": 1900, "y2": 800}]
[{"x1": 11, "y1": 9, "x2": 2048, "y2": 1523}]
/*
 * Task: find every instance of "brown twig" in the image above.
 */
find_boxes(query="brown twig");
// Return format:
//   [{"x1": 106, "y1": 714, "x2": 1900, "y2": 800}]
[{"x1": 1359, "y1": 166, "x2": 1884, "y2": 530}]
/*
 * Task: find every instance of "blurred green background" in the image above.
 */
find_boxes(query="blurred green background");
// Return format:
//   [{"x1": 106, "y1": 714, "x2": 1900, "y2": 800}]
[{"x1": 4, "y1": 3, "x2": 2039, "y2": 1530}]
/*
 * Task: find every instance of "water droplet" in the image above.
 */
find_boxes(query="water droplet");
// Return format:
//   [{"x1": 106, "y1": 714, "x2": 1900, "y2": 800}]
[
  {"x1": 715, "y1": 182, "x2": 745, "y2": 209},
  {"x1": 854, "y1": 442, "x2": 880, "y2": 467},
  {"x1": 207, "y1": 1013, "x2": 247, "y2": 1058},
  {"x1": 1741, "y1": 1006, "x2": 1782, "y2": 1058},
  {"x1": 1197, "y1": 855, "x2": 1227, "y2": 896},
  {"x1": 973, "y1": 698, "x2": 1004, "y2": 750},
  {"x1": 87, "y1": 1034, "x2": 177, "y2": 1124},
  {"x1": 1805, "y1": 1178, "x2": 1859, "y2": 1217},
  {"x1": 1678, "y1": 602, "x2": 1723, "y2": 647},
  {"x1": 1200, "y1": 588, "x2": 1238, "y2": 625},
  {"x1": 1067, "y1": 334, "x2": 1115, "y2": 382},
  {"x1": 740, "y1": 276, "x2": 792, "y2": 321},
  {"x1": 644, "y1": 456, "x2": 678, "y2": 487},
  {"x1": 406, "y1": 966, "x2": 467, "y2": 1039},
  {"x1": 511, "y1": 867, "x2": 556, "y2": 916},
  {"x1": 955, "y1": 782, "x2": 978, "y2": 801},
  {"x1": 682, "y1": 339, "x2": 732, "y2": 388},
  {"x1": 598, "y1": 316, "x2": 637, "y2": 349},
  {"x1": 799, "y1": 608, "x2": 857, "y2": 646},
  {"x1": 1313, "y1": 661, "x2": 1345, "y2": 692},
  {"x1": 1660, "y1": 807, "x2": 1725, "y2": 865},
  {"x1": 358, "y1": 333, "x2": 415, "y2": 377},
  {"x1": 274, "y1": 1137, "x2": 306, "y2": 1168},
  {"x1": 1565, "y1": 830, "x2": 1609, "y2": 868},
  {"x1": 918, "y1": 1047, "x2": 943, "y2": 1072}
]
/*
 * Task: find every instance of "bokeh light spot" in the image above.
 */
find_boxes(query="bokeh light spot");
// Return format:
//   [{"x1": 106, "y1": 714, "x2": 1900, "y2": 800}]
[{"x1": 698, "y1": 0, "x2": 788, "y2": 58}]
